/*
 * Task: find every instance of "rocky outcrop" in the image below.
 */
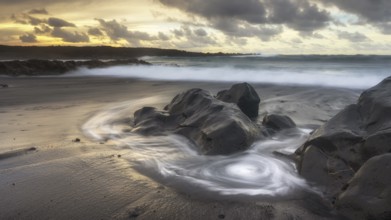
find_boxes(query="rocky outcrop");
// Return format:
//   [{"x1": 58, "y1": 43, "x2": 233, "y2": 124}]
[
  {"x1": 295, "y1": 76, "x2": 391, "y2": 219},
  {"x1": 0, "y1": 59, "x2": 150, "y2": 76},
  {"x1": 132, "y1": 88, "x2": 262, "y2": 155},
  {"x1": 216, "y1": 82, "x2": 260, "y2": 118},
  {"x1": 336, "y1": 153, "x2": 391, "y2": 220}
]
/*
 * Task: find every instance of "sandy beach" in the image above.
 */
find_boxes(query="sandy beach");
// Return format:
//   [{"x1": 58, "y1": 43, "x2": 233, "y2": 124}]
[{"x1": 0, "y1": 76, "x2": 361, "y2": 219}]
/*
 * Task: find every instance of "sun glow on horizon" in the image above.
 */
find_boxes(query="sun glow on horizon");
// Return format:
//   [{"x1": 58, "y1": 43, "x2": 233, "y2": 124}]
[{"x1": 0, "y1": 0, "x2": 389, "y2": 54}]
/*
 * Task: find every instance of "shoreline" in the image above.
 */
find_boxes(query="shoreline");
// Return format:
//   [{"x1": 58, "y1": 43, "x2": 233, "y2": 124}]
[{"x1": 0, "y1": 76, "x2": 359, "y2": 219}]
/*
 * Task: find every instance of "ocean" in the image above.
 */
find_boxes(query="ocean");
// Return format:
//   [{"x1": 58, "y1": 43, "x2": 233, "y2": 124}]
[{"x1": 70, "y1": 55, "x2": 391, "y2": 89}]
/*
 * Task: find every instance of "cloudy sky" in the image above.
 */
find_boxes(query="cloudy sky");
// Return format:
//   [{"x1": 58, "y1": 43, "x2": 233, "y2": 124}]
[{"x1": 0, "y1": 0, "x2": 390, "y2": 54}]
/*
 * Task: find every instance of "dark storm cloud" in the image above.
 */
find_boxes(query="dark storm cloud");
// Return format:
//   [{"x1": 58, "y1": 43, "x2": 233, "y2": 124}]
[
  {"x1": 316, "y1": 0, "x2": 391, "y2": 35},
  {"x1": 48, "y1": 17, "x2": 75, "y2": 27},
  {"x1": 377, "y1": 23, "x2": 391, "y2": 35},
  {"x1": 88, "y1": 27, "x2": 103, "y2": 36},
  {"x1": 265, "y1": 0, "x2": 330, "y2": 32},
  {"x1": 95, "y1": 19, "x2": 157, "y2": 45},
  {"x1": 95, "y1": 18, "x2": 130, "y2": 41},
  {"x1": 311, "y1": 33, "x2": 325, "y2": 39},
  {"x1": 158, "y1": 32, "x2": 169, "y2": 41},
  {"x1": 158, "y1": 0, "x2": 331, "y2": 34},
  {"x1": 51, "y1": 27, "x2": 89, "y2": 43},
  {"x1": 159, "y1": 0, "x2": 267, "y2": 24},
  {"x1": 337, "y1": 31, "x2": 370, "y2": 42},
  {"x1": 11, "y1": 14, "x2": 45, "y2": 25},
  {"x1": 317, "y1": 0, "x2": 391, "y2": 22},
  {"x1": 11, "y1": 13, "x2": 76, "y2": 30},
  {"x1": 171, "y1": 25, "x2": 217, "y2": 47},
  {"x1": 211, "y1": 19, "x2": 282, "y2": 41},
  {"x1": 19, "y1": 33, "x2": 37, "y2": 42},
  {"x1": 194, "y1": 28, "x2": 207, "y2": 37},
  {"x1": 172, "y1": 29, "x2": 184, "y2": 38},
  {"x1": 28, "y1": 8, "x2": 48, "y2": 15},
  {"x1": 34, "y1": 24, "x2": 52, "y2": 34}
]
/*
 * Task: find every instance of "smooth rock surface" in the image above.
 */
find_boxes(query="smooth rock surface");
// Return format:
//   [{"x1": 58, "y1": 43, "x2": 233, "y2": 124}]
[
  {"x1": 295, "y1": 76, "x2": 391, "y2": 218},
  {"x1": 216, "y1": 82, "x2": 260, "y2": 118},
  {"x1": 336, "y1": 154, "x2": 391, "y2": 220},
  {"x1": 262, "y1": 114, "x2": 296, "y2": 132},
  {"x1": 133, "y1": 88, "x2": 262, "y2": 155}
]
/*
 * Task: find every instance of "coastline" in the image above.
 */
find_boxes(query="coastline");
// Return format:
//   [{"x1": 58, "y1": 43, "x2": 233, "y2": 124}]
[{"x1": 0, "y1": 76, "x2": 359, "y2": 219}]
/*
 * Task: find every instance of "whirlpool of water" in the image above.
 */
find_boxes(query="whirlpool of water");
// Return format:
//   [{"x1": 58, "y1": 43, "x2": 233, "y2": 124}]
[{"x1": 83, "y1": 96, "x2": 317, "y2": 199}]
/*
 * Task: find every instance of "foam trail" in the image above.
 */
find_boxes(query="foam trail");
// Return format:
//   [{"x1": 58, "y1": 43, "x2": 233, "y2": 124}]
[
  {"x1": 83, "y1": 99, "x2": 318, "y2": 198},
  {"x1": 68, "y1": 64, "x2": 389, "y2": 89}
]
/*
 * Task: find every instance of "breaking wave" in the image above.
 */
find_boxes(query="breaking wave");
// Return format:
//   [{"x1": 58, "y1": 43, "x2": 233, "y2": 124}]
[{"x1": 67, "y1": 54, "x2": 391, "y2": 89}]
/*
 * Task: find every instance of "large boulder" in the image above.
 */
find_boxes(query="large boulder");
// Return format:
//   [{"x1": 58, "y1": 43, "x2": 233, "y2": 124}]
[
  {"x1": 216, "y1": 82, "x2": 260, "y2": 118},
  {"x1": 295, "y1": 76, "x2": 391, "y2": 199},
  {"x1": 262, "y1": 114, "x2": 296, "y2": 132},
  {"x1": 132, "y1": 88, "x2": 262, "y2": 155},
  {"x1": 336, "y1": 154, "x2": 391, "y2": 220}
]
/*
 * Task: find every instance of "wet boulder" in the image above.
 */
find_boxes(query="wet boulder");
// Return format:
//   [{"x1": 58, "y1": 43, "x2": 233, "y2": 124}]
[
  {"x1": 262, "y1": 114, "x2": 296, "y2": 132},
  {"x1": 216, "y1": 82, "x2": 260, "y2": 118},
  {"x1": 336, "y1": 153, "x2": 391, "y2": 220},
  {"x1": 295, "y1": 76, "x2": 391, "y2": 197},
  {"x1": 132, "y1": 107, "x2": 182, "y2": 135},
  {"x1": 133, "y1": 88, "x2": 262, "y2": 155}
]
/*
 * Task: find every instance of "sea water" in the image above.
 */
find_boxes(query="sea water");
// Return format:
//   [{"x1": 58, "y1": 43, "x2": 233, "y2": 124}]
[
  {"x1": 70, "y1": 55, "x2": 391, "y2": 89},
  {"x1": 80, "y1": 55, "x2": 391, "y2": 198}
]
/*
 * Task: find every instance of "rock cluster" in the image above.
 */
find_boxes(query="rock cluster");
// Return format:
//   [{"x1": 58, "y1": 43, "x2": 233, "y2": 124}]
[
  {"x1": 295, "y1": 77, "x2": 391, "y2": 220},
  {"x1": 0, "y1": 59, "x2": 150, "y2": 76},
  {"x1": 132, "y1": 83, "x2": 295, "y2": 155}
]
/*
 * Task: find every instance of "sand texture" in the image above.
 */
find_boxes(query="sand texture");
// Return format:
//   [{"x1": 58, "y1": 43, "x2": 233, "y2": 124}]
[{"x1": 0, "y1": 77, "x2": 360, "y2": 219}]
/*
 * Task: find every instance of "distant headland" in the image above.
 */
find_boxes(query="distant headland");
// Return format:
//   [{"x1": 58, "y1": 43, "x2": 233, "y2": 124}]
[{"x1": 0, "y1": 45, "x2": 240, "y2": 60}]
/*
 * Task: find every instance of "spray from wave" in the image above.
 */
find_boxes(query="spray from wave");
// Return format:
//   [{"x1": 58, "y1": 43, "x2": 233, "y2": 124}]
[
  {"x1": 67, "y1": 62, "x2": 389, "y2": 89},
  {"x1": 82, "y1": 97, "x2": 319, "y2": 198}
]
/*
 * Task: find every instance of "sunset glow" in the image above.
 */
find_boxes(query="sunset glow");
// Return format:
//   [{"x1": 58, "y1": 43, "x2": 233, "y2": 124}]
[{"x1": 0, "y1": 0, "x2": 390, "y2": 54}]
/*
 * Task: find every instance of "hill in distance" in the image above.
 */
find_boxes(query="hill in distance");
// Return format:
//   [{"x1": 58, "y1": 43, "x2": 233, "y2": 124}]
[{"x1": 0, "y1": 45, "x2": 238, "y2": 60}]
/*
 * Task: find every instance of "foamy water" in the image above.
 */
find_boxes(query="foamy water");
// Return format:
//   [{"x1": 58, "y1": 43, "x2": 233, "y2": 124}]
[
  {"x1": 78, "y1": 55, "x2": 386, "y2": 197},
  {"x1": 67, "y1": 55, "x2": 391, "y2": 89},
  {"x1": 82, "y1": 97, "x2": 318, "y2": 198}
]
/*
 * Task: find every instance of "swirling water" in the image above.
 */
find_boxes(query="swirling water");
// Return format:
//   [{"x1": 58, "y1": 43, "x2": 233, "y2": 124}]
[
  {"x1": 75, "y1": 55, "x2": 386, "y2": 198},
  {"x1": 83, "y1": 96, "x2": 317, "y2": 198}
]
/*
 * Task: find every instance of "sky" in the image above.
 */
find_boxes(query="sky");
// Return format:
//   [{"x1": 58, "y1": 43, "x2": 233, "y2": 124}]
[{"x1": 0, "y1": 0, "x2": 390, "y2": 54}]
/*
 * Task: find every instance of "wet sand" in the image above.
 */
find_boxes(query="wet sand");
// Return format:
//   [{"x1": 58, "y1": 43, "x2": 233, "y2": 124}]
[{"x1": 0, "y1": 76, "x2": 359, "y2": 219}]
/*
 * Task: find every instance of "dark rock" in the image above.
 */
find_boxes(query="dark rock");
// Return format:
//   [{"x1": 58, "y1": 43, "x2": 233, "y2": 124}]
[
  {"x1": 132, "y1": 107, "x2": 180, "y2": 135},
  {"x1": 218, "y1": 214, "x2": 225, "y2": 219},
  {"x1": 262, "y1": 114, "x2": 296, "y2": 131},
  {"x1": 216, "y1": 82, "x2": 260, "y2": 118},
  {"x1": 72, "y1": 138, "x2": 81, "y2": 142},
  {"x1": 336, "y1": 154, "x2": 391, "y2": 220},
  {"x1": 0, "y1": 59, "x2": 150, "y2": 76},
  {"x1": 361, "y1": 130, "x2": 391, "y2": 161},
  {"x1": 128, "y1": 207, "x2": 143, "y2": 219},
  {"x1": 133, "y1": 88, "x2": 261, "y2": 155},
  {"x1": 0, "y1": 84, "x2": 8, "y2": 88},
  {"x1": 296, "y1": 76, "x2": 391, "y2": 197}
]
